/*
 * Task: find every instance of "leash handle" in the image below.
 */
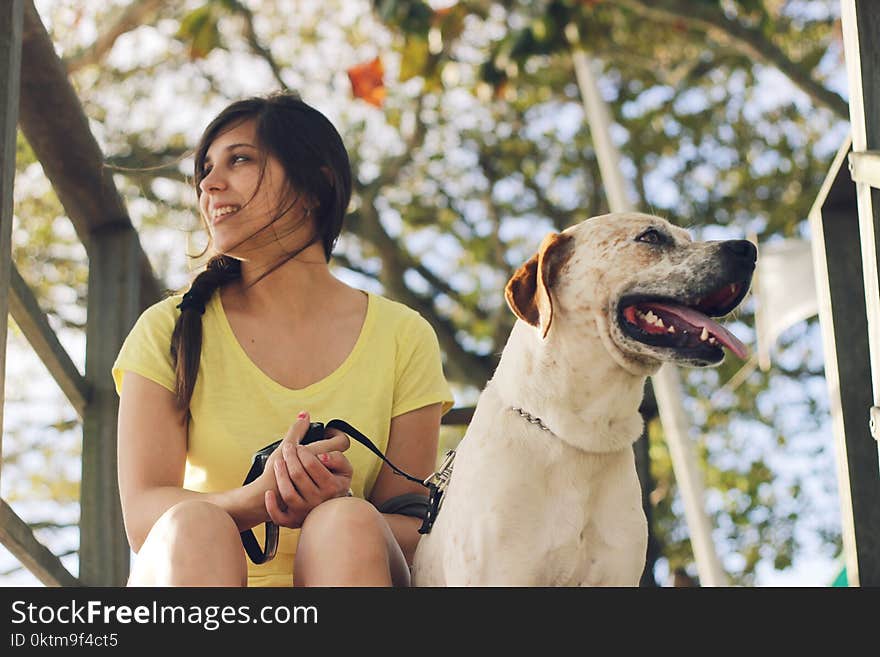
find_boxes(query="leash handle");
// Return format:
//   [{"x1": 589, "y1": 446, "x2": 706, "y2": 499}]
[
  {"x1": 239, "y1": 423, "x2": 326, "y2": 565},
  {"x1": 240, "y1": 446, "x2": 280, "y2": 564},
  {"x1": 240, "y1": 420, "x2": 431, "y2": 564}
]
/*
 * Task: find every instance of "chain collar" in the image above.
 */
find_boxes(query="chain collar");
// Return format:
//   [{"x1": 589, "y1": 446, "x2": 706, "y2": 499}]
[{"x1": 510, "y1": 406, "x2": 553, "y2": 434}]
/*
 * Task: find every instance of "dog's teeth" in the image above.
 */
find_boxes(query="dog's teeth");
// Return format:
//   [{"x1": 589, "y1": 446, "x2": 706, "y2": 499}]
[
  {"x1": 709, "y1": 337, "x2": 717, "y2": 345},
  {"x1": 700, "y1": 327, "x2": 709, "y2": 341},
  {"x1": 655, "y1": 317, "x2": 664, "y2": 328},
  {"x1": 730, "y1": 284, "x2": 737, "y2": 294},
  {"x1": 645, "y1": 311, "x2": 657, "y2": 323},
  {"x1": 667, "y1": 325, "x2": 675, "y2": 334}
]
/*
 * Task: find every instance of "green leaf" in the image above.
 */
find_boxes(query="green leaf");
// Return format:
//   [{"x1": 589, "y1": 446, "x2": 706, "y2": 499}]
[
  {"x1": 400, "y1": 34, "x2": 431, "y2": 82},
  {"x1": 176, "y1": 5, "x2": 222, "y2": 59}
]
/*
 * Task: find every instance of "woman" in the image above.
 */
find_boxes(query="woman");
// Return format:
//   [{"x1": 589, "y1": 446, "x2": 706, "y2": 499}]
[{"x1": 113, "y1": 92, "x2": 453, "y2": 587}]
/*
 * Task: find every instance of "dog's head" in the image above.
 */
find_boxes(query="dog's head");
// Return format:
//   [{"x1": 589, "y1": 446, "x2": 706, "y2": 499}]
[{"x1": 505, "y1": 212, "x2": 756, "y2": 376}]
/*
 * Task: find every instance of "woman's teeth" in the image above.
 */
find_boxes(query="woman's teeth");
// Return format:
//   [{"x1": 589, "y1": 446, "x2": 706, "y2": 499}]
[{"x1": 212, "y1": 205, "x2": 240, "y2": 219}]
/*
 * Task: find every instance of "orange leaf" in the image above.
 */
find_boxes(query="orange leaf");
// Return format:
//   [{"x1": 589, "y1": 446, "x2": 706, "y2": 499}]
[{"x1": 347, "y1": 57, "x2": 386, "y2": 108}]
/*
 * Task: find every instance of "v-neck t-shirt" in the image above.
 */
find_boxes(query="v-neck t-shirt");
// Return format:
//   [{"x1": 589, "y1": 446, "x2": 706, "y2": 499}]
[{"x1": 112, "y1": 289, "x2": 453, "y2": 586}]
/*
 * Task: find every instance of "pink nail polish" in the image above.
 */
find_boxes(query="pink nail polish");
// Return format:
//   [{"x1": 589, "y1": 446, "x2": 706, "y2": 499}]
[
  {"x1": 319, "y1": 453, "x2": 329, "y2": 463},
  {"x1": 297, "y1": 411, "x2": 307, "y2": 419}
]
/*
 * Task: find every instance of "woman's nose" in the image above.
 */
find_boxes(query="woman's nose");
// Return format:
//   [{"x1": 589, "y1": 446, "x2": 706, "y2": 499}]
[{"x1": 199, "y1": 167, "x2": 226, "y2": 193}]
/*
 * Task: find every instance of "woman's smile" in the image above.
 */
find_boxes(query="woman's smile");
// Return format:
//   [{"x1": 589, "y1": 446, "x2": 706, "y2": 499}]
[{"x1": 210, "y1": 204, "x2": 241, "y2": 225}]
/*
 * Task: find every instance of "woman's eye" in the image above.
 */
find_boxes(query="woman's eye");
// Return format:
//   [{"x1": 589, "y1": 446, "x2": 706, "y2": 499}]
[
  {"x1": 636, "y1": 228, "x2": 664, "y2": 244},
  {"x1": 231, "y1": 154, "x2": 249, "y2": 164}
]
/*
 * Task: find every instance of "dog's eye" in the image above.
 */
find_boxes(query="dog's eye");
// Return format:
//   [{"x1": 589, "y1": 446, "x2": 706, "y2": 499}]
[{"x1": 636, "y1": 228, "x2": 665, "y2": 245}]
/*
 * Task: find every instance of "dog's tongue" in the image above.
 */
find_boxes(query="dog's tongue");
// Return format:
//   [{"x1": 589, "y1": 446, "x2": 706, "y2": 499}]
[{"x1": 646, "y1": 301, "x2": 749, "y2": 359}]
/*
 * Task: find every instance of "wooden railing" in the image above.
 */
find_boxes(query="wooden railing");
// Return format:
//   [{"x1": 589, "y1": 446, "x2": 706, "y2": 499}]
[
  {"x1": 0, "y1": 0, "x2": 161, "y2": 586},
  {"x1": 803, "y1": 0, "x2": 880, "y2": 587}
]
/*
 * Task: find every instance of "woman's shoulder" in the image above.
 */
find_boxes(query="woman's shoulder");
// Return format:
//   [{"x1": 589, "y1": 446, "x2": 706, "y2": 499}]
[
  {"x1": 124, "y1": 293, "x2": 189, "y2": 342},
  {"x1": 367, "y1": 292, "x2": 439, "y2": 344},
  {"x1": 368, "y1": 292, "x2": 427, "y2": 327},
  {"x1": 138, "y1": 292, "x2": 185, "y2": 325}
]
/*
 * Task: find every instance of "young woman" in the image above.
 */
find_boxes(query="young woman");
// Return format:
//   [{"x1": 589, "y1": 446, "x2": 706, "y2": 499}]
[{"x1": 113, "y1": 92, "x2": 453, "y2": 587}]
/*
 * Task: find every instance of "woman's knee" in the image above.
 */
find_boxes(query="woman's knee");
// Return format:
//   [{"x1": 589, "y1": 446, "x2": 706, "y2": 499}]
[
  {"x1": 156, "y1": 500, "x2": 240, "y2": 545},
  {"x1": 133, "y1": 500, "x2": 246, "y2": 586},
  {"x1": 295, "y1": 497, "x2": 406, "y2": 586},
  {"x1": 299, "y1": 497, "x2": 386, "y2": 543},
  {"x1": 295, "y1": 498, "x2": 397, "y2": 575}
]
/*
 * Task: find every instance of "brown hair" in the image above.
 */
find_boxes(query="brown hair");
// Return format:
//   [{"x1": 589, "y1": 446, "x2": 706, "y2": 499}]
[{"x1": 170, "y1": 92, "x2": 352, "y2": 414}]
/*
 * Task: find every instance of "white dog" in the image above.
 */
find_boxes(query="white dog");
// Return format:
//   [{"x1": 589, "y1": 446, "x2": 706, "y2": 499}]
[{"x1": 412, "y1": 212, "x2": 756, "y2": 586}]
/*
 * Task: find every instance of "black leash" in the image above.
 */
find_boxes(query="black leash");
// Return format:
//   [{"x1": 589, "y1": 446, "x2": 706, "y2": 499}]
[
  {"x1": 240, "y1": 420, "x2": 451, "y2": 564},
  {"x1": 326, "y1": 419, "x2": 426, "y2": 485}
]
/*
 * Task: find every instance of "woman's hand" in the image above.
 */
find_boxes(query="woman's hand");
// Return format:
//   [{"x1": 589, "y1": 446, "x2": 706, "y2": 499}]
[{"x1": 264, "y1": 412, "x2": 354, "y2": 529}]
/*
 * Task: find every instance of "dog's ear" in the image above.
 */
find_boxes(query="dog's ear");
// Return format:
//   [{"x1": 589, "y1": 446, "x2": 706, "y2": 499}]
[{"x1": 505, "y1": 232, "x2": 572, "y2": 338}]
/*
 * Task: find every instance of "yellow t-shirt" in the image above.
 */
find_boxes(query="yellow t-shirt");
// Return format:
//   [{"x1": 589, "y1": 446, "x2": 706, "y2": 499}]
[{"x1": 112, "y1": 289, "x2": 454, "y2": 587}]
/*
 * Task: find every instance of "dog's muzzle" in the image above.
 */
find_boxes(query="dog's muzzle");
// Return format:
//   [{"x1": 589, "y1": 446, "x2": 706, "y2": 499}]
[{"x1": 616, "y1": 239, "x2": 756, "y2": 364}]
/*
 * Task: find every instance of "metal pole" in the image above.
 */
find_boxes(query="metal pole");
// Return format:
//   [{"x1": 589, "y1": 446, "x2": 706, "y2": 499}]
[{"x1": 571, "y1": 46, "x2": 729, "y2": 586}]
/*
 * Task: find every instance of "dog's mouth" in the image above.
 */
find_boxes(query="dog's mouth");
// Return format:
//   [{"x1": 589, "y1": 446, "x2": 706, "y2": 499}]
[{"x1": 617, "y1": 280, "x2": 749, "y2": 361}]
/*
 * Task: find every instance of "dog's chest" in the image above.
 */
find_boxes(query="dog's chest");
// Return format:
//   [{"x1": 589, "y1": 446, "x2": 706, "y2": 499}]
[
  {"x1": 456, "y1": 434, "x2": 644, "y2": 585},
  {"x1": 539, "y1": 470, "x2": 635, "y2": 586}
]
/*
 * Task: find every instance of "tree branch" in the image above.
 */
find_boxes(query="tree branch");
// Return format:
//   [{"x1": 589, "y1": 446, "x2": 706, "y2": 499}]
[
  {"x1": 105, "y1": 143, "x2": 190, "y2": 185},
  {"x1": 64, "y1": 0, "x2": 168, "y2": 73},
  {"x1": 21, "y1": 0, "x2": 162, "y2": 306},
  {"x1": 616, "y1": 0, "x2": 849, "y2": 119},
  {"x1": 518, "y1": 169, "x2": 576, "y2": 230},
  {"x1": 355, "y1": 193, "x2": 495, "y2": 386},
  {"x1": 228, "y1": 0, "x2": 288, "y2": 90},
  {"x1": 361, "y1": 94, "x2": 429, "y2": 197}
]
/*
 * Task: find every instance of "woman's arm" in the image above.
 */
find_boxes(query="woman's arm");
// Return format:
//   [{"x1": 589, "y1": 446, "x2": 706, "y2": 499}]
[
  {"x1": 117, "y1": 372, "x2": 276, "y2": 552},
  {"x1": 368, "y1": 402, "x2": 443, "y2": 564}
]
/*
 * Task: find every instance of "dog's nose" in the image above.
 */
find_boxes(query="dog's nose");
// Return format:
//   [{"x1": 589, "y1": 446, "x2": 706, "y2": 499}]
[{"x1": 722, "y1": 239, "x2": 757, "y2": 263}]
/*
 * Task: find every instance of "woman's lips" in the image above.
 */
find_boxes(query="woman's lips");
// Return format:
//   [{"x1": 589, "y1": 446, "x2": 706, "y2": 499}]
[{"x1": 211, "y1": 206, "x2": 240, "y2": 225}]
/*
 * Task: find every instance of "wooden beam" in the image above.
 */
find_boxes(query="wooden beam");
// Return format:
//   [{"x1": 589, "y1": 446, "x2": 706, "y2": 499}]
[
  {"x1": 18, "y1": 0, "x2": 161, "y2": 311},
  {"x1": 8, "y1": 264, "x2": 90, "y2": 417},
  {"x1": 80, "y1": 225, "x2": 141, "y2": 586},
  {"x1": 848, "y1": 151, "x2": 880, "y2": 188},
  {"x1": 0, "y1": 499, "x2": 79, "y2": 587},
  {"x1": 841, "y1": 1, "x2": 880, "y2": 465},
  {"x1": 440, "y1": 406, "x2": 474, "y2": 425},
  {"x1": 0, "y1": 0, "x2": 23, "y2": 490},
  {"x1": 809, "y1": 137, "x2": 880, "y2": 587}
]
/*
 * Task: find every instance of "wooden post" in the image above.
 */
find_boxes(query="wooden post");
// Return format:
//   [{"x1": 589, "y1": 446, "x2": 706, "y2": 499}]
[
  {"x1": 80, "y1": 224, "x2": 142, "y2": 586},
  {"x1": 0, "y1": 0, "x2": 23, "y2": 486},
  {"x1": 841, "y1": 1, "x2": 880, "y2": 465},
  {"x1": 809, "y1": 139, "x2": 880, "y2": 587}
]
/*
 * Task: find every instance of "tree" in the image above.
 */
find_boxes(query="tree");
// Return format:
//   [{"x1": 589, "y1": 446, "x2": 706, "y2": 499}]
[{"x1": 3, "y1": 0, "x2": 846, "y2": 584}]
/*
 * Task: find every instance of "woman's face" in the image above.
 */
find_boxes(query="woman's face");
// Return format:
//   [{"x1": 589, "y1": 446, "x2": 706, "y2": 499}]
[{"x1": 198, "y1": 119, "x2": 311, "y2": 258}]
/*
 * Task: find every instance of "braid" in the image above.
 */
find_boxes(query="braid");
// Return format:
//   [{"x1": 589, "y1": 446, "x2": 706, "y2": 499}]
[{"x1": 170, "y1": 254, "x2": 242, "y2": 414}]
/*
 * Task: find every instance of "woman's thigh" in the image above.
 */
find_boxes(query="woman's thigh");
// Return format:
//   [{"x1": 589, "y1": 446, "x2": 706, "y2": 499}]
[{"x1": 128, "y1": 500, "x2": 247, "y2": 587}]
